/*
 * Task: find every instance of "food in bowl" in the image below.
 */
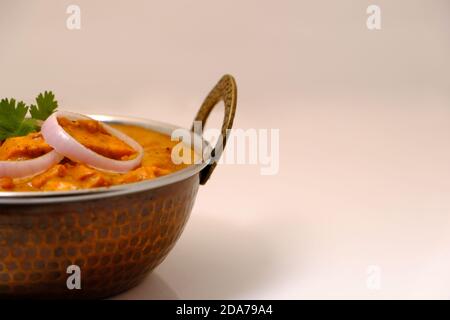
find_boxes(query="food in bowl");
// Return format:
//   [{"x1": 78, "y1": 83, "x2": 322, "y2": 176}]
[
  {"x1": 0, "y1": 92, "x2": 192, "y2": 192},
  {"x1": 0, "y1": 75, "x2": 236, "y2": 299}
]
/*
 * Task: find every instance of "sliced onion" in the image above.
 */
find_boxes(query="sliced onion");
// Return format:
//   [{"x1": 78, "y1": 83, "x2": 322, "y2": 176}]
[
  {"x1": 0, "y1": 151, "x2": 63, "y2": 179},
  {"x1": 41, "y1": 111, "x2": 143, "y2": 173}
]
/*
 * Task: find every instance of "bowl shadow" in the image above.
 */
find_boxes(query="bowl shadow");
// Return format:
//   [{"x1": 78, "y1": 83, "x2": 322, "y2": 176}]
[
  {"x1": 111, "y1": 273, "x2": 179, "y2": 300},
  {"x1": 151, "y1": 212, "x2": 278, "y2": 299}
]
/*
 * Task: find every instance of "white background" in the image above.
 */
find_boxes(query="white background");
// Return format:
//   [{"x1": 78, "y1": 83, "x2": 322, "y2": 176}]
[{"x1": 1, "y1": 0, "x2": 450, "y2": 299}]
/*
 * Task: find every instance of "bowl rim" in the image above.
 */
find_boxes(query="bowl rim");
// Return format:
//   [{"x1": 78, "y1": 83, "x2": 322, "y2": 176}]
[{"x1": 0, "y1": 114, "x2": 211, "y2": 205}]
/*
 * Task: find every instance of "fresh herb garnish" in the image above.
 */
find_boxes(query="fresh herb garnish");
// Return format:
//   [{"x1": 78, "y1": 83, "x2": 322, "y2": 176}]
[
  {"x1": 30, "y1": 91, "x2": 58, "y2": 121},
  {"x1": 0, "y1": 99, "x2": 38, "y2": 141},
  {"x1": 0, "y1": 91, "x2": 58, "y2": 141}
]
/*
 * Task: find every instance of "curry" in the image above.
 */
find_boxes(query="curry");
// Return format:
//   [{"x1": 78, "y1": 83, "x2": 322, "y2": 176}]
[{"x1": 0, "y1": 118, "x2": 190, "y2": 192}]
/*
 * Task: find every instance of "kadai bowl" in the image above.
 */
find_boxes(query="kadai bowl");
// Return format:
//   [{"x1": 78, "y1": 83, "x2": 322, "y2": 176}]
[{"x1": 0, "y1": 75, "x2": 236, "y2": 299}]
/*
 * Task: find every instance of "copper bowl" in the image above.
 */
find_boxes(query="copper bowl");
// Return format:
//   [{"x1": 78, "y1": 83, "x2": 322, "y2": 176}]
[{"x1": 0, "y1": 75, "x2": 237, "y2": 299}]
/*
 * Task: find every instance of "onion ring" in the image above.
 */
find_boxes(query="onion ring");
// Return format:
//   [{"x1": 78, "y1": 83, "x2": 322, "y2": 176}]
[
  {"x1": 41, "y1": 111, "x2": 143, "y2": 173},
  {"x1": 0, "y1": 150, "x2": 63, "y2": 179}
]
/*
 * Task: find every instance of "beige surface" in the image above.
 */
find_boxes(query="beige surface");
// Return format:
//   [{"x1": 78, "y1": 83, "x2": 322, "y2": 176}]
[{"x1": 1, "y1": 0, "x2": 450, "y2": 299}]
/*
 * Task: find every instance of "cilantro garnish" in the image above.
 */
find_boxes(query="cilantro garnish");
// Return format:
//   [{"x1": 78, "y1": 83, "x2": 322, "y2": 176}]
[
  {"x1": 0, "y1": 91, "x2": 58, "y2": 141},
  {"x1": 30, "y1": 91, "x2": 58, "y2": 121},
  {"x1": 0, "y1": 99, "x2": 37, "y2": 141}
]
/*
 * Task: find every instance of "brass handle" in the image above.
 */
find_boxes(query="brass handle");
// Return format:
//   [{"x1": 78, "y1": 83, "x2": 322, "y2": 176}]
[{"x1": 191, "y1": 74, "x2": 237, "y2": 185}]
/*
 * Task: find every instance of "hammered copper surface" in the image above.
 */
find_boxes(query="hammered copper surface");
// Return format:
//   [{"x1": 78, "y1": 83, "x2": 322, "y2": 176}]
[{"x1": 0, "y1": 176, "x2": 199, "y2": 299}]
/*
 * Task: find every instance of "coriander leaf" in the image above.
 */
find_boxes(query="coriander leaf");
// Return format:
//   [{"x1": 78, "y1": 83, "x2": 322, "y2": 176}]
[
  {"x1": 0, "y1": 98, "x2": 38, "y2": 140},
  {"x1": 30, "y1": 91, "x2": 58, "y2": 121}
]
